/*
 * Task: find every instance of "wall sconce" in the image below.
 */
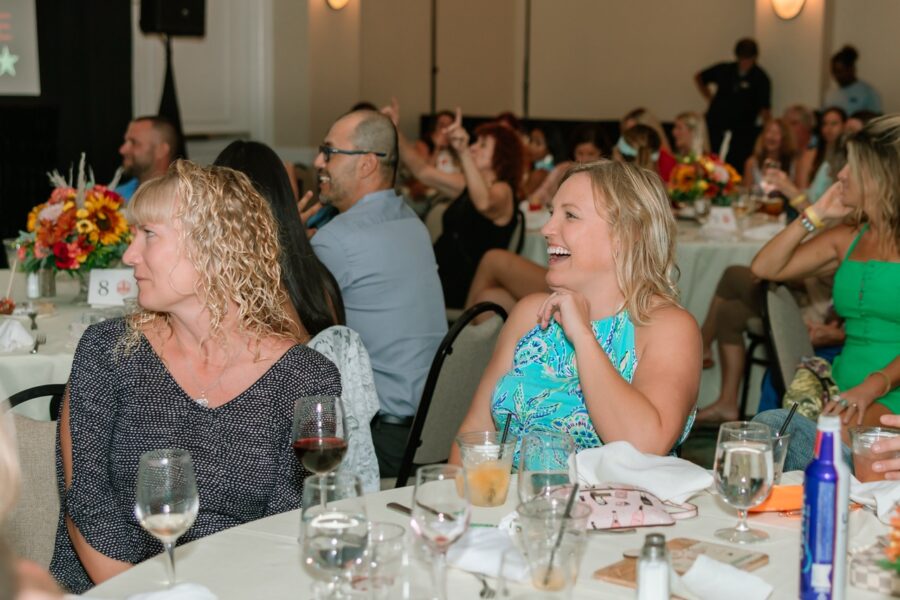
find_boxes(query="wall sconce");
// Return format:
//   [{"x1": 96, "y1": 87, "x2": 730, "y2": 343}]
[
  {"x1": 772, "y1": 0, "x2": 805, "y2": 20},
  {"x1": 326, "y1": 0, "x2": 350, "y2": 10}
]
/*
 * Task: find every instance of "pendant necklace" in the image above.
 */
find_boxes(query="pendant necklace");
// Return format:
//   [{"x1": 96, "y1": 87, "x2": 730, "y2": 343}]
[{"x1": 178, "y1": 345, "x2": 237, "y2": 408}]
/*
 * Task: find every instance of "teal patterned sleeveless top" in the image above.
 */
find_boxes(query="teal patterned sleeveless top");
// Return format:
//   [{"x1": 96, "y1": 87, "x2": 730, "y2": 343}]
[{"x1": 490, "y1": 311, "x2": 694, "y2": 464}]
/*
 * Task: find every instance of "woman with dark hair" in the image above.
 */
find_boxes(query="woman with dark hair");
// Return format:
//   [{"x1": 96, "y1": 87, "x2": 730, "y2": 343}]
[
  {"x1": 214, "y1": 141, "x2": 345, "y2": 339},
  {"x1": 795, "y1": 107, "x2": 846, "y2": 190},
  {"x1": 825, "y1": 46, "x2": 882, "y2": 115},
  {"x1": 383, "y1": 101, "x2": 524, "y2": 307}
]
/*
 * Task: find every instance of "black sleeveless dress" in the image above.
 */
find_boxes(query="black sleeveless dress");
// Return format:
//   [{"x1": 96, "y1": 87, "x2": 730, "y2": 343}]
[{"x1": 433, "y1": 188, "x2": 516, "y2": 308}]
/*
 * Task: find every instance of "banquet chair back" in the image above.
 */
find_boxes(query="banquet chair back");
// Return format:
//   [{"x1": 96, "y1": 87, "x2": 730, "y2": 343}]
[
  {"x1": 507, "y1": 208, "x2": 526, "y2": 255},
  {"x1": 2, "y1": 412, "x2": 59, "y2": 567},
  {"x1": 394, "y1": 302, "x2": 508, "y2": 488},
  {"x1": 8, "y1": 384, "x2": 65, "y2": 421},
  {"x1": 764, "y1": 283, "x2": 814, "y2": 398}
]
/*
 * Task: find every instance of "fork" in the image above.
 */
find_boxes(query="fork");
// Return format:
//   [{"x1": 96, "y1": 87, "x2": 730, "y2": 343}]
[
  {"x1": 30, "y1": 332, "x2": 47, "y2": 354},
  {"x1": 473, "y1": 573, "x2": 496, "y2": 599}
]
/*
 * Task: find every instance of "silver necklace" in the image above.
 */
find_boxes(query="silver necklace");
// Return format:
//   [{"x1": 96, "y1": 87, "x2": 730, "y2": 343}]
[{"x1": 178, "y1": 346, "x2": 237, "y2": 408}]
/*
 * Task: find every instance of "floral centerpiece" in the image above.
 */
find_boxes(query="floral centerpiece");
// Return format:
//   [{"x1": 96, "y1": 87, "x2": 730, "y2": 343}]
[
  {"x1": 16, "y1": 155, "x2": 130, "y2": 281},
  {"x1": 668, "y1": 154, "x2": 742, "y2": 207}
]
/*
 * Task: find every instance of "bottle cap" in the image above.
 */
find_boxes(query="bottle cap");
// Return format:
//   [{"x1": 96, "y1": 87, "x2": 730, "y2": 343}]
[
  {"x1": 641, "y1": 533, "x2": 667, "y2": 560},
  {"x1": 817, "y1": 415, "x2": 841, "y2": 432}
]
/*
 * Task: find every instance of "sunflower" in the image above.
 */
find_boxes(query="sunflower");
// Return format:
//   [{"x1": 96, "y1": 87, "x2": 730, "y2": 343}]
[{"x1": 84, "y1": 189, "x2": 129, "y2": 245}]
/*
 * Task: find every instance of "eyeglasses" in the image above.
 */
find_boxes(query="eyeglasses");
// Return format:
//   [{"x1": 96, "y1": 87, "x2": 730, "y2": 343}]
[{"x1": 318, "y1": 144, "x2": 387, "y2": 163}]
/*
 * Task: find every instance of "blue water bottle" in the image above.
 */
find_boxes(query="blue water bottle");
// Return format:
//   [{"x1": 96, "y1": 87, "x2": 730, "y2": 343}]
[{"x1": 800, "y1": 415, "x2": 849, "y2": 599}]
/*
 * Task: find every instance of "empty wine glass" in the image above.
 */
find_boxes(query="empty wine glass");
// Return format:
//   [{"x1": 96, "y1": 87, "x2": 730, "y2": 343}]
[
  {"x1": 410, "y1": 465, "x2": 471, "y2": 600},
  {"x1": 301, "y1": 473, "x2": 368, "y2": 599},
  {"x1": 134, "y1": 449, "x2": 200, "y2": 586},
  {"x1": 292, "y1": 396, "x2": 348, "y2": 478},
  {"x1": 713, "y1": 421, "x2": 774, "y2": 543},
  {"x1": 517, "y1": 432, "x2": 578, "y2": 505}
]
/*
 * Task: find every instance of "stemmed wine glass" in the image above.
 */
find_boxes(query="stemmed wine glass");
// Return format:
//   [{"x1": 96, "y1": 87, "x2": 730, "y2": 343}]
[
  {"x1": 292, "y1": 395, "x2": 348, "y2": 479},
  {"x1": 301, "y1": 473, "x2": 368, "y2": 599},
  {"x1": 517, "y1": 431, "x2": 578, "y2": 504},
  {"x1": 410, "y1": 465, "x2": 471, "y2": 600},
  {"x1": 713, "y1": 421, "x2": 774, "y2": 544},
  {"x1": 135, "y1": 449, "x2": 200, "y2": 586}
]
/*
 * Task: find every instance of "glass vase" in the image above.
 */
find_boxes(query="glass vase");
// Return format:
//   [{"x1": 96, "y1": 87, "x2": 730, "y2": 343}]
[{"x1": 74, "y1": 270, "x2": 90, "y2": 304}]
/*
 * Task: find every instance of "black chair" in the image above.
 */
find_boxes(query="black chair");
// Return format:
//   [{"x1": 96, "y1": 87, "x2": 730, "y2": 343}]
[
  {"x1": 7, "y1": 384, "x2": 65, "y2": 421},
  {"x1": 393, "y1": 302, "x2": 508, "y2": 488},
  {"x1": 508, "y1": 208, "x2": 526, "y2": 255}
]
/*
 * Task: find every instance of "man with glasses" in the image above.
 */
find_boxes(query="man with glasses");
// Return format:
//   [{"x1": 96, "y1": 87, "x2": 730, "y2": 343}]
[{"x1": 311, "y1": 110, "x2": 447, "y2": 478}]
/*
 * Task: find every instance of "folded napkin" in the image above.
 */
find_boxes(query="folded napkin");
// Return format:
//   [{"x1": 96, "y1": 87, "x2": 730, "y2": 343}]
[
  {"x1": 742, "y1": 222, "x2": 784, "y2": 241},
  {"x1": 848, "y1": 506, "x2": 886, "y2": 554},
  {"x1": 679, "y1": 554, "x2": 773, "y2": 600},
  {"x1": 576, "y1": 441, "x2": 713, "y2": 503},
  {"x1": 447, "y1": 527, "x2": 529, "y2": 582},
  {"x1": 0, "y1": 319, "x2": 33, "y2": 352},
  {"x1": 850, "y1": 477, "x2": 900, "y2": 523}
]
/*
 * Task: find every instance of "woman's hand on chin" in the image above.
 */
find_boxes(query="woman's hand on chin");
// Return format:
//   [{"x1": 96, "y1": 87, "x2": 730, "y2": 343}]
[{"x1": 537, "y1": 290, "x2": 593, "y2": 342}]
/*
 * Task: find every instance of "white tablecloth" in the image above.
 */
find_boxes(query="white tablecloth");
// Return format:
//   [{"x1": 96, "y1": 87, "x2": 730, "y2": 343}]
[
  {"x1": 522, "y1": 216, "x2": 775, "y2": 411},
  {"x1": 0, "y1": 269, "x2": 101, "y2": 419},
  {"x1": 85, "y1": 474, "x2": 885, "y2": 599}
]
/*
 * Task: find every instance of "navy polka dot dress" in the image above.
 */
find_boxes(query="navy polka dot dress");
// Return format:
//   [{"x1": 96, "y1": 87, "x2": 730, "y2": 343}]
[{"x1": 49, "y1": 318, "x2": 341, "y2": 593}]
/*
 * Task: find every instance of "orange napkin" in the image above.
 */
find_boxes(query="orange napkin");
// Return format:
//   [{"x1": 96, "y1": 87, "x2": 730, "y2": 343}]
[{"x1": 749, "y1": 485, "x2": 803, "y2": 513}]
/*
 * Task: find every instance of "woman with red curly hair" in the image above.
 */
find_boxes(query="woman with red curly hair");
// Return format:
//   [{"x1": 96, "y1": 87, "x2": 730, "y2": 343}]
[{"x1": 383, "y1": 101, "x2": 524, "y2": 308}]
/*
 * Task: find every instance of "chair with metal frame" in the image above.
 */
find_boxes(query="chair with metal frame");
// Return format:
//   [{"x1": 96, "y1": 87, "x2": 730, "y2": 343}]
[
  {"x1": 8, "y1": 383, "x2": 65, "y2": 421},
  {"x1": 763, "y1": 282, "x2": 814, "y2": 401},
  {"x1": 393, "y1": 302, "x2": 508, "y2": 488}
]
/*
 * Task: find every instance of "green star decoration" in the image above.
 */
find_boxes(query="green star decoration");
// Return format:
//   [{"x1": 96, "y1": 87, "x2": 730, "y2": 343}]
[{"x1": 0, "y1": 46, "x2": 19, "y2": 77}]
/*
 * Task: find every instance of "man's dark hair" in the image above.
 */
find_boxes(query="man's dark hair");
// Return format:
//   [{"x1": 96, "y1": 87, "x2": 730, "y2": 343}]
[
  {"x1": 133, "y1": 115, "x2": 184, "y2": 161},
  {"x1": 734, "y1": 38, "x2": 759, "y2": 60}
]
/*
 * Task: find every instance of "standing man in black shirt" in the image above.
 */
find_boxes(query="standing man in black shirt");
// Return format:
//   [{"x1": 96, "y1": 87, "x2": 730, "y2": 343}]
[{"x1": 695, "y1": 38, "x2": 771, "y2": 171}]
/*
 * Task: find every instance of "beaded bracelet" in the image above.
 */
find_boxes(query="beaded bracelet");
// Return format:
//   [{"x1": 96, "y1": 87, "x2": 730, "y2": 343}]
[
  {"x1": 803, "y1": 206, "x2": 824, "y2": 229},
  {"x1": 869, "y1": 370, "x2": 893, "y2": 396},
  {"x1": 799, "y1": 215, "x2": 817, "y2": 233}
]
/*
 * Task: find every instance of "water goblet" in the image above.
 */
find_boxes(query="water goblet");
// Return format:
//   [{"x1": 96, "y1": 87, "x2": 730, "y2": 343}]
[
  {"x1": 134, "y1": 449, "x2": 200, "y2": 587},
  {"x1": 517, "y1": 432, "x2": 577, "y2": 505},
  {"x1": 713, "y1": 421, "x2": 774, "y2": 543},
  {"x1": 348, "y1": 521, "x2": 407, "y2": 600},
  {"x1": 410, "y1": 464, "x2": 471, "y2": 600},
  {"x1": 301, "y1": 473, "x2": 368, "y2": 599}
]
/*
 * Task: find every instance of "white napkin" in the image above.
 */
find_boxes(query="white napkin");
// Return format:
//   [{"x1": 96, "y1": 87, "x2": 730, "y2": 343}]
[
  {"x1": 126, "y1": 583, "x2": 218, "y2": 600},
  {"x1": 576, "y1": 441, "x2": 713, "y2": 503},
  {"x1": 742, "y1": 222, "x2": 784, "y2": 241},
  {"x1": 850, "y1": 476, "x2": 900, "y2": 523},
  {"x1": 0, "y1": 319, "x2": 34, "y2": 352},
  {"x1": 446, "y1": 527, "x2": 529, "y2": 582},
  {"x1": 679, "y1": 554, "x2": 773, "y2": 600}
]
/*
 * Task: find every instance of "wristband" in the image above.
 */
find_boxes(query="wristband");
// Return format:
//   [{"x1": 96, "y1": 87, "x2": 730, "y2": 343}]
[
  {"x1": 869, "y1": 370, "x2": 893, "y2": 396},
  {"x1": 789, "y1": 194, "x2": 808, "y2": 209},
  {"x1": 803, "y1": 206, "x2": 824, "y2": 229}
]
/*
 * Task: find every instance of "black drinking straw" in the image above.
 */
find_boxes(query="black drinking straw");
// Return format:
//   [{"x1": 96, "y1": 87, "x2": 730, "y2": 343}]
[
  {"x1": 778, "y1": 402, "x2": 799, "y2": 437},
  {"x1": 498, "y1": 413, "x2": 512, "y2": 458},
  {"x1": 544, "y1": 483, "x2": 580, "y2": 587}
]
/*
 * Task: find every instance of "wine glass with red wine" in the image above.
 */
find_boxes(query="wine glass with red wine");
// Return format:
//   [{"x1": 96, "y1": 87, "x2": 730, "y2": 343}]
[{"x1": 292, "y1": 395, "x2": 349, "y2": 476}]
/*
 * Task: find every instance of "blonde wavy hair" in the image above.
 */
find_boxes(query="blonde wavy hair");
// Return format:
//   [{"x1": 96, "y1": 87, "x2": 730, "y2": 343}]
[
  {"x1": 847, "y1": 114, "x2": 900, "y2": 255},
  {"x1": 123, "y1": 160, "x2": 300, "y2": 352},
  {"x1": 674, "y1": 111, "x2": 711, "y2": 157},
  {"x1": 559, "y1": 160, "x2": 679, "y2": 324}
]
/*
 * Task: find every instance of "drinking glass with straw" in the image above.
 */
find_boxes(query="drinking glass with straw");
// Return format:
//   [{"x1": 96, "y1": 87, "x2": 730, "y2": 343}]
[
  {"x1": 455, "y1": 414, "x2": 515, "y2": 507},
  {"x1": 517, "y1": 485, "x2": 590, "y2": 595}
]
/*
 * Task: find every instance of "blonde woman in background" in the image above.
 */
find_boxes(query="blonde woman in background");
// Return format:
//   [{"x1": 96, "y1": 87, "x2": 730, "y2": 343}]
[
  {"x1": 50, "y1": 161, "x2": 342, "y2": 592},
  {"x1": 672, "y1": 111, "x2": 711, "y2": 159},
  {"x1": 451, "y1": 160, "x2": 700, "y2": 464}
]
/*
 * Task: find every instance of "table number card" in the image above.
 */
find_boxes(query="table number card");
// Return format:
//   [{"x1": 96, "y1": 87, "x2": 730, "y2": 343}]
[
  {"x1": 88, "y1": 269, "x2": 138, "y2": 306},
  {"x1": 707, "y1": 206, "x2": 738, "y2": 231}
]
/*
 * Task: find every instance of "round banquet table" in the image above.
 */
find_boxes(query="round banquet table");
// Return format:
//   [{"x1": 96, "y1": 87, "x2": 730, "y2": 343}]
[
  {"x1": 84, "y1": 474, "x2": 885, "y2": 600},
  {"x1": 522, "y1": 215, "x2": 777, "y2": 412},
  {"x1": 0, "y1": 269, "x2": 118, "y2": 418}
]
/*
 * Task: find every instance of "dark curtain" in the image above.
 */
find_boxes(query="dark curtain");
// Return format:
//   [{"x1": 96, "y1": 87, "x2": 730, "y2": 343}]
[{"x1": 0, "y1": 0, "x2": 132, "y2": 265}]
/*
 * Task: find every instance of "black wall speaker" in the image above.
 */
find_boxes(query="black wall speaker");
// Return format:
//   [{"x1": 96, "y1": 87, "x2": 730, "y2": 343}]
[{"x1": 140, "y1": 0, "x2": 205, "y2": 37}]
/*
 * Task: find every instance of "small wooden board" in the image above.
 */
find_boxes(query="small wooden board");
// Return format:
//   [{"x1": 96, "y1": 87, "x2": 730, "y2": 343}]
[{"x1": 593, "y1": 537, "x2": 769, "y2": 589}]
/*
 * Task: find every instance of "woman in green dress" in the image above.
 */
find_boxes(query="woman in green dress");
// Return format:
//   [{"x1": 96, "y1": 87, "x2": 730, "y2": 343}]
[{"x1": 752, "y1": 115, "x2": 900, "y2": 453}]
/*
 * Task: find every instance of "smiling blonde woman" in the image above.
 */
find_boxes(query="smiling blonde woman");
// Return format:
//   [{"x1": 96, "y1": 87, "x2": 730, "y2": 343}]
[{"x1": 451, "y1": 160, "x2": 701, "y2": 464}]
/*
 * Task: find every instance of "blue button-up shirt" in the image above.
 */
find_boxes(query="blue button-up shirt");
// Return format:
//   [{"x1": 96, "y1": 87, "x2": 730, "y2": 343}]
[{"x1": 311, "y1": 189, "x2": 447, "y2": 417}]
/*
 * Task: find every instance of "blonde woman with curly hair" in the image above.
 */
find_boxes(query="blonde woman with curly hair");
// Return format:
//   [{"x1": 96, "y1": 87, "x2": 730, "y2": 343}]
[
  {"x1": 50, "y1": 160, "x2": 342, "y2": 593},
  {"x1": 451, "y1": 160, "x2": 701, "y2": 463}
]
